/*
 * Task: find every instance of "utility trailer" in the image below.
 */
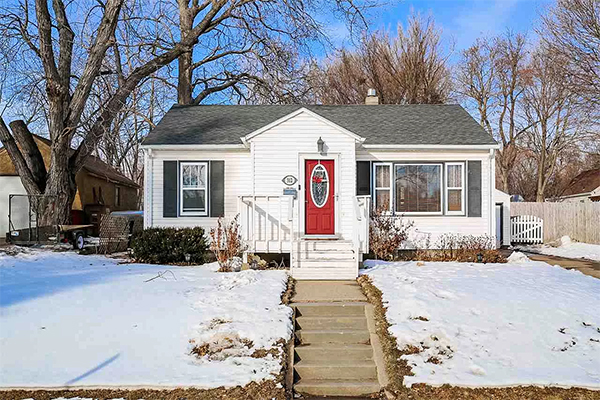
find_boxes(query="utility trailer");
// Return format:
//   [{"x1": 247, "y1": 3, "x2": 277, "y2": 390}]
[{"x1": 7, "y1": 194, "x2": 92, "y2": 249}]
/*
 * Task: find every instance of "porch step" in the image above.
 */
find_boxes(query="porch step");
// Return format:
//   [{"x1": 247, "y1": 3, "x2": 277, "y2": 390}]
[
  {"x1": 296, "y1": 240, "x2": 355, "y2": 252},
  {"x1": 298, "y1": 250, "x2": 355, "y2": 260},
  {"x1": 295, "y1": 302, "x2": 366, "y2": 317},
  {"x1": 294, "y1": 379, "x2": 381, "y2": 397},
  {"x1": 296, "y1": 316, "x2": 368, "y2": 330},
  {"x1": 294, "y1": 259, "x2": 356, "y2": 269},
  {"x1": 295, "y1": 343, "x2": 373, "y2": 362},
  {"x1": 296, "y1": 329, "x2": 370, "y2": 345},
  {"x1": 294, "y1": 360, "x2": 377, "y2": 380}
]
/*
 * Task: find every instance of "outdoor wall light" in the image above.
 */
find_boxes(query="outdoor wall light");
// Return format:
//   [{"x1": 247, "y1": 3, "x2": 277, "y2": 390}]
[{"x1": 317, "y1": 137, "x2": 325, "y2": 154}]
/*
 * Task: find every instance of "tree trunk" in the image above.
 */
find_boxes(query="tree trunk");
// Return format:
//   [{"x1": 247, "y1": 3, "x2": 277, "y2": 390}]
[{"x1": 177, "y1": 5, "x2": 194, "y2": 105}]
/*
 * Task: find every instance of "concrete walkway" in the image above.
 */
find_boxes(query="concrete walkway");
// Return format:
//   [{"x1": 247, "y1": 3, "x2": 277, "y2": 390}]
[
  {"x1": 291, "y1": 280, "x2": 386, "y2": 398},
  {"x1": 293, "y1": 280, "x2": 367, "y2": 303},
  {"x1": 504, "y1": 249, "x2": 600, "y2": 279},
  {"x1": 523, "y1": 252, "x2": 600, "y2": 279}
]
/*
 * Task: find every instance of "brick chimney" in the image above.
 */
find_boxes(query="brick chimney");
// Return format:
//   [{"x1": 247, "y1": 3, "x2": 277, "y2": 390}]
[{"x1": 365, "y1": 88, "x2": 379, "y2": 105}]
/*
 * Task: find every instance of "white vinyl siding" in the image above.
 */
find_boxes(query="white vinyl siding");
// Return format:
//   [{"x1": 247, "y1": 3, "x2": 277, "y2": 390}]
[
  {"x1": 251, "y1": 110, "x2": 356, "y2": 240},
  {"x1": 356, "y1": 147, "x2": 494, "y2": 246},
  {"x1": 147, "y1": 149, "x2": 251, "y2": 230}
]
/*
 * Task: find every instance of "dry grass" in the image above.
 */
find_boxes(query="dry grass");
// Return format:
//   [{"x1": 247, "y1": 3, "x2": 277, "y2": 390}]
[
  {"x1": 0, "y1": 381, "x2": 286, "y2": 400},
  {"x1": 357, "y1": 275, "x2": 600, "y2": 400}
]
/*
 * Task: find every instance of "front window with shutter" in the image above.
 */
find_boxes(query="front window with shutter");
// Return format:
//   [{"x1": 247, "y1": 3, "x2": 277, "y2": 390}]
[{"x1": 180, "y1": 162, "x2": 208, "y2": 215}]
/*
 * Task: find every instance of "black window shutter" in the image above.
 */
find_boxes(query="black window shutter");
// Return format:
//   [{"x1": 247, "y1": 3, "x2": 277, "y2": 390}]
[
  {"x1": 356, "y1": 161, "x2": 371, "y2": 195},
  {"x1": 210, "y1": 161, "x2": 225, "y2": 217},
  {"x1": 467, "y1": 160, "x2": 482, "y2": 217},
  {"x1": 163, "y1": 161, "x2": 178, "y2": 217}
]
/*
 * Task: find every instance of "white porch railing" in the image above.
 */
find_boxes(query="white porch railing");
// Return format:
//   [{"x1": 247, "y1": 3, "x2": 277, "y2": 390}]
[
  {"x1": 238, "y1": 195, "x2": 295, "y2": 253},
  {"x1": 354, "y1": 195, "x2": 371, "y2": 255},
  {"x1": 511, "y1": 214, "x2": 543, "y2": 244}
]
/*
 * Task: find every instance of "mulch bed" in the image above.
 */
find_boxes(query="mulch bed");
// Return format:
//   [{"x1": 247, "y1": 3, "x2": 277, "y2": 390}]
[
  {"x1": 357, "y1": 275, "x2": 600, "y2": 400},
  {"x1": 0, "y1": 380, "x2": 285, "y2": 400}
]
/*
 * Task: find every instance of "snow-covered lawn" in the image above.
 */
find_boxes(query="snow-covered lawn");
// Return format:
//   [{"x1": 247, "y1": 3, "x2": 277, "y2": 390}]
[
  {"x1": 517, "y1": 236, "x2": 600, "y2": 262},
  {"x1": 0, "y1": 249, "x2": 292, "y2": 389},
  {"x1": 362, "y1": 257, "x2": 600, "y2": 389}
]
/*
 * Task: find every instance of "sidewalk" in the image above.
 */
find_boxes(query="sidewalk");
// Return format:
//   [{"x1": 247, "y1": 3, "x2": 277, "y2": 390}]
[{"x1": 505, "y1": 249, "x2": 600, "y2": 279}]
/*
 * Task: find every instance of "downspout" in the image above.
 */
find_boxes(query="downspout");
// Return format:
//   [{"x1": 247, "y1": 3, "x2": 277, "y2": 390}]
[
  {"x1": 144, "y1": 148, "x2": 153, "y2": 228},
  {"x1": 489, "y1": 148, "x2": 495, "y2": 241}
]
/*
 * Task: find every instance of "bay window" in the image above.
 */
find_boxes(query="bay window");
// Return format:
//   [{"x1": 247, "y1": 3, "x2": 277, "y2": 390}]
[
  {"x1": 394, "y1": 164, "x2": 442, "y2": 214},
  {"x1": 180, "y1": 162, "x2": 208, "y2": 215}
]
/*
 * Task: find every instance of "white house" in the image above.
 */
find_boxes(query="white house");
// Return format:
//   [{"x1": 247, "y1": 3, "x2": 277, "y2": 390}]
[{"x1": 142, "y1": 94, "x2": 499, "y2": 279}]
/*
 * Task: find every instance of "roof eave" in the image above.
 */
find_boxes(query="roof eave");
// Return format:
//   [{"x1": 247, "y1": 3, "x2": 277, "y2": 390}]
[
  {"x1": 361, "y1": 143, "x2": 500, "y2": 150},
  {"x1": 140, "y1": 143, "x2": 248, "y2": 150}
]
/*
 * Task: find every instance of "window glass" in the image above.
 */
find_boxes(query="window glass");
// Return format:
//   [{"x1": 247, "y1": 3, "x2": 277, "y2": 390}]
[
  {"x1": 446, "y1": 163, "x2": 464, "y2": 214},
  {"x1": 310, "y1": 164, "x2": 329, "y2": 207},
  {"x1": 374, "y1": 164, "x2": 391, "y2": 212},
  {"x1": 183, "y1": 190, "x2": 206, "y2": 211},
  {"x1": 181, "y1": 162, "x2": 207, "y2": 214},
  {"x1": 375, "y1": 165, "x2": 390, "y2": 188},
  {"x1": 395, "y1": 164, "x2": 441, "y2": 213},
  {"x1": 447, "y1": 165, "x2": 462, "y2": 187},
  {"x1": 447, "y1": 189, "x2": 462, "y2": 212}
]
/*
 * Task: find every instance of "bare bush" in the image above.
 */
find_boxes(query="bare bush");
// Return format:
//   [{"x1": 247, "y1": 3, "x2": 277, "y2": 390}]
[
  {"x1": 434, "y1": 233, "x2": 504, "y2": 263},
  {"x1": 209, "y1": 215, "x2": 245, "y2": 272},
  {"x1": 369, "y1": 208, "x2": 414, "y2": 260}
]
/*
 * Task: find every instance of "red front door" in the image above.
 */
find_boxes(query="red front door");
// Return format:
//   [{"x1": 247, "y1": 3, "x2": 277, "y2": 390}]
[{"x1": 305, "y1": 160, "x2": 335, "y2": 235}]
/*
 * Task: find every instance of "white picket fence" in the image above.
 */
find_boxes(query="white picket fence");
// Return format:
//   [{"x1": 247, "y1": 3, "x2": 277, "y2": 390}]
[{"x1": 511, "y1": 215, "x2": 544, "y2": 244}]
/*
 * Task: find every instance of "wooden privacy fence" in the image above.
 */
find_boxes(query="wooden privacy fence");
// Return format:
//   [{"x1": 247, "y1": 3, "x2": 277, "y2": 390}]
[
  {"x1": 511, "y1": 202, "x2": 600, "y2": 244},
  {"x1": 511, "y1": 215, "x2": 543, "y2": 244}
]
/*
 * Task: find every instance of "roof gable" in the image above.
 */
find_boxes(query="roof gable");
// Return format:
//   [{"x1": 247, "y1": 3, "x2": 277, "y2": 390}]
[
  {"x1": 142, "y1": 104, "x2": 497, "y2": 147},
  {"x1": 242, "y1": 108, "x2": 365, "y2": 143}
]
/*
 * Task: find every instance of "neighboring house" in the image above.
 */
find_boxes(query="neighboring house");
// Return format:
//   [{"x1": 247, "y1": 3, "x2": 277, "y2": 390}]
[
  {"x1": 554, "y1": 168, "x2": 600, "y2": 203},
  {"x1": 0, "y1": 134, "x2": 139, "y2": 238},
  {"x1": 141, "y1": 92, "x2": 499, "y2": 279}
]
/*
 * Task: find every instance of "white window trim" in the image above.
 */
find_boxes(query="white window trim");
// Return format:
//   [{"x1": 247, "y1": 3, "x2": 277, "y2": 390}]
[
  {"x1": 373, "y1": 162, "x2": 393, "y2": 213},
  {"x1": 180, "y1": 161, "x2": 208, "y2": 216},
  {"x1": 445, "y1": 162, "x2": 465, "y2": 215},
  {"x1": 393, "y1": 163, "x2": 443, "y2": 216}
]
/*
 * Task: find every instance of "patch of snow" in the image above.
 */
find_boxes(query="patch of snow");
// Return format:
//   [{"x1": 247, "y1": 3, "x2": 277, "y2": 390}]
[
  {"x1": 517, "y1": 236, "x2": 600, "y2": 262},
  {"x1": 362, "y1": 259, "x2": 600, "y2": 389},
  {"x1": 506, "y1": 251, "x2": 531, "y2": 263},
  {"x1": 0, "y1": 250, "x2": 292, "y2": 389}
]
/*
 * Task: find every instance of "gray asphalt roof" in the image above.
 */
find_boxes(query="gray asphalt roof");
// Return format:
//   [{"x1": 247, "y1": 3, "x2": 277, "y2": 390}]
[{"x1": 142, "y1": 104, "x2": 497, "y2": 146}]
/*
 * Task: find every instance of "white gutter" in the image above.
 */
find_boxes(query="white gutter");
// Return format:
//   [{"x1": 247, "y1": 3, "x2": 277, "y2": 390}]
[
  {"x1": 140, "y1": 144, "x2": 248, "y2": 150},
  {"x1": 361, "y1": 144, "x2": 500, "y2": 150}
]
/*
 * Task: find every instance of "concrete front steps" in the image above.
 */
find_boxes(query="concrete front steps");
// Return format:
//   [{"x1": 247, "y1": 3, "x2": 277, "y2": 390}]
[
  {"x1": 293, "y1": 302, "x2": 381, "y2": 397},
  {"x1": 292, "y1": 240, "x2": 358, "y2": 280}
]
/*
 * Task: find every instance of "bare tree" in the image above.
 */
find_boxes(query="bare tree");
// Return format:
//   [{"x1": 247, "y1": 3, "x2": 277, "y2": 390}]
[
  {"x1": 0, "y1": 0, "x2": 377, "y2": 224},
  {"x1": 314, "y1": 13, "x2": 452, "y2": 105},
  {"x1": 541, "y1": 0, "x2": 600, "y2": 110},
  {"x1": 455, "y1": 32, "x2": 531, "y2": 192},
  {"x1": 521, "y1": 48, "x2": 590, "y2": 201}
]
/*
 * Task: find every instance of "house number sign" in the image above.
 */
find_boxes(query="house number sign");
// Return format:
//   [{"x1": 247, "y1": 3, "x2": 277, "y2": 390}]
[{"x1": 282, "y1": 175, "x2": 298, "y2": 186}]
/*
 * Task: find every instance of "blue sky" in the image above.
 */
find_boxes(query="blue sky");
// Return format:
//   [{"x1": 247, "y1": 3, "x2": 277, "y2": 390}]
[{"x1": 327, "y1": 0, "x2": 553, "y2": 60}]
